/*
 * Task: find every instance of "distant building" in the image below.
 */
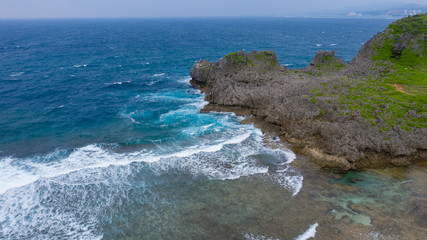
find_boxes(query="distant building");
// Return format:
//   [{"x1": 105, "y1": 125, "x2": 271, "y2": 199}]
[
  {"x1": 345, "y1": 7, "x2": 425, "y2": 18},
  {"x1": 347, "y1": 12, "x2": 363, "y2": 17}
]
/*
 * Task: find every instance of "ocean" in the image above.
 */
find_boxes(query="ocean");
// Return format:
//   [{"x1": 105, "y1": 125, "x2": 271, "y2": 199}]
[{"x1": 3, "y1": 18, "x2": 425, "y2": 239}]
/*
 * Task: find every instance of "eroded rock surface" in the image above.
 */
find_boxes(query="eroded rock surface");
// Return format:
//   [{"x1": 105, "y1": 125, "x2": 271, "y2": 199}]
[{"x1": 190, "y1": 16, "x2": 427, "y2": 170}]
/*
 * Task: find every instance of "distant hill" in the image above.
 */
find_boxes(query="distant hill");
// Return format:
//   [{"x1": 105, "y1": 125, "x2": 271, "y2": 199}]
[
  {"x1": 312, "y1": 3, "x2": 427, "y2": 19},
  {"x1": 344, "y1": 4, "x2": 427, "y2": 18}
]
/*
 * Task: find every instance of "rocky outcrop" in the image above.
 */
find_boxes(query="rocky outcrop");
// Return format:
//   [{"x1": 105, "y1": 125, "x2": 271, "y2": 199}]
[{"x1": 190, "y1": 15, "x2": 427, "y2": 171}]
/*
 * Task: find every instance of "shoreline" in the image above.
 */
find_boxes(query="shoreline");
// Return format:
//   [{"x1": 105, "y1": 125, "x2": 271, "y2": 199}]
[
  {"x1": 189, "y1": 14, "x2": 426, "y2": 171},
  {"x1": 210, "y1": 103, "x2": 427, "y2": 239},
  {"x1": 199, "y1": 103, "x2": 427, "y2": 171},
  {"x1": 198, "y1": 102, "x2": 427, "y2": 239}
]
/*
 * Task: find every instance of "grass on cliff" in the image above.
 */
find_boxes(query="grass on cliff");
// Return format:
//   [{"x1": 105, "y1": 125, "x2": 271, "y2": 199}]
[
  {"x1": 225, "y1": 52, "x2": 246, "y2": 64},
  {"x1": 332, "y1": 73, "x2": 426, "y2": 131},
  {"x1": 311, "y1": 14, "x2": 426, "y2": 131},
  {"x1": 316, "y1": 56, "x2": 344, "y2": 72},
  {"x1": 225, "y1": 50, "x2": 278, "y2": 68},
  {"x1": 367, "y1": 14, "x2": 426, "y2": 130}
]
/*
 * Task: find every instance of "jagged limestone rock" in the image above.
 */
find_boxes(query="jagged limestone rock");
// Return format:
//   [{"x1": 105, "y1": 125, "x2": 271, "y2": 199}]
[{"x1": 190, "y1": 14, "x2": 427, "y2": 171}]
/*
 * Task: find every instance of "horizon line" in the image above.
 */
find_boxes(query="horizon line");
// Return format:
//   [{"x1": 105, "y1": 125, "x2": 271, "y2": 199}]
[{"x1": 0, "y1": 15, "x2": 406, "y2": 21}]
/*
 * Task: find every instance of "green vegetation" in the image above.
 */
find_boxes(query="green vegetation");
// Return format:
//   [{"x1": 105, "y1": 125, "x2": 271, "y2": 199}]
[
  {"x1": 225, "y1": 50, "x2": 277, "y2": 67},
  {"x1": 310, "y1": 96, "x2": 316, "y2": 104},
  {"x1": 201, "y1": 66, "x2": 213, "y2": 71},
  {"x1": 225, "y1": 52, "x2": 246, "y2": 64},
  {"x1": 315, "y1": 56, "x2": 344, "y2": 72},
  {"x1": 310, "y1": 14, "x2": 426, "y2": 131},
  {"x1": 260, "y1": 50, "x2": 274, "y2": 57},
  {"x1": 247, "y1": 59, "x2": 255, "y2": 67},
  {"x1": 253, "y1": 50, "x2": 277, "y2": 66},
  {"x1": 318, "y1": 106, "x2": 324, "y2": 116},
  {"x1": 389, "y1": 14, "x2": 427, "y2": 39},
  {"x1": 344, "y1": 14, "x2": 425, "y2": 130},
  {"x1": 367, "y1": 14, "x2": 426, "y2": 130},
  {"x1": 322, "y1": 55, "x2": 332, "y2": 61},
  {"x1": 333, "y1": 75, "x2": 425, "y2": 131}
]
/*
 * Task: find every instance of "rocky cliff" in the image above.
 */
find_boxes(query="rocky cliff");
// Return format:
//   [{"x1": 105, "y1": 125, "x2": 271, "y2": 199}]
[{"x1": 190, "y1": 14, "x2": 427, "y2": 170}]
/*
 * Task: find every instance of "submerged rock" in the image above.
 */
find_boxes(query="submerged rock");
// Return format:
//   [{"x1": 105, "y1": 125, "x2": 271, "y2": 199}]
[
  {"x1": 409, "y1": 198, "x2": 427, "y2": 228},
  {"x1": 190, "y1": 14, "x2": 427, "y2": 171}
]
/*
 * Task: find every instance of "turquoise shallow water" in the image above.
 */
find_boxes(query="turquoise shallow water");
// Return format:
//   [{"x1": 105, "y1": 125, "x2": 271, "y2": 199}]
[{"x1": 2, "y1": 18, "x2": 422, "y2": 239}]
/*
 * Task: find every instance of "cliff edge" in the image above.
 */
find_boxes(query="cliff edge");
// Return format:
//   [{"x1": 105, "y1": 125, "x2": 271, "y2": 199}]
[{"x1": 190, "y1": 14, "x2": 427, "y2": 170}]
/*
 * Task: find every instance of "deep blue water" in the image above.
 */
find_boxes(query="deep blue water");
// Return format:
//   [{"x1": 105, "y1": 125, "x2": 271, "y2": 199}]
[{"x1": 0, "y1": 18, "x2": 393, "y2": 239}]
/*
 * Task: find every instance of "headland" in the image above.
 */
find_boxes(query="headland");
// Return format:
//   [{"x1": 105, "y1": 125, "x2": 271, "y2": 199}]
[{"x1": 190, "y1": 14, "x2": 427, "y2": 171}]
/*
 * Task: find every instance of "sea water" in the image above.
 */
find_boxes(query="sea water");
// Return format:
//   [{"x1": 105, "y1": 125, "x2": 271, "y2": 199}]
[{"x1": 2, "y1": 18, "x2": 417, "y2": 239}]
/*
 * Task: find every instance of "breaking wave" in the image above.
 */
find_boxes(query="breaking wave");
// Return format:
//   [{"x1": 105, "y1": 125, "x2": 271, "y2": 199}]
[{"x1": 295, "y1": 223, "x2": 319, "y2": 240}]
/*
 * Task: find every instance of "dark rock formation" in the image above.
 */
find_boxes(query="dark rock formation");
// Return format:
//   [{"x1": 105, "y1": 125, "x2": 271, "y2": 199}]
[{"x1": 190, "y1": 15, "x2": 427, "y2": 171}]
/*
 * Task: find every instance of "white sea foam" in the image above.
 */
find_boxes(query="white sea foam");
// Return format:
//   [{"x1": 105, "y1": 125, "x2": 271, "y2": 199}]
[
  {"x1": 330, "y1": 43, "x2": 338, "y2": 46},
  {"x1": 177, "y1": 76, "x2": 192, "y2": 85},
  {"x1": 262, "y1": 141, "x2": 302, "y2": 196},
  {"x1": 284, "y1": 63, "x2": 293, "y2": 67},
  {"x1": 0, "y1": 170, "x2": 103, "y2": 239},
  {"x1": 153, "y1": 73, "x2": 165, "y2": 77},
  {"x1": 244, "y1": 233, "x2": 280, "y2": 240},
  {"x1": 0, "y1": 146, "x2": 141, "y2": 194},
  {"x1": 181, "y1": 123, "x2": 217, "y2": 136},
  {"x1": 167, "y1": 132, "x2": 252, "y2": 160},
  {"x1": 275, "y1": 174, "x2": 303, "y2": 196},
  {"x1": 0, "y1": 120, "x2": 303, "y2": 240},
  {"x1": 127, "y1": 115, "x2": 141, "y2": 124},
  {"x1": 158, "y1": 100, "x2": 207, "y2": 122},
  {"x1": 11, "y1": 122, "x2": 300, "y2": 199},
  {"x1": 10, "y1": 72, "x2": 24, "y2": 77},
  {"x1": 146, "y1": 91, "x2": 204, "y2": 103},
  {"x1": 0, "y1": 131, "x2": 254, "y2": 195},
  {"x1": 316, "y1": 44, "x2": 322, "y2": 47},
  {"x1": 106, "y1": 81, "x2": 131, "y2": 85},
  {"x1": 146, "y1": 80, "x2": 158, "y2": 86},
  {"x1": 0, "y1": 93, "x2": 301, "y2": 202},
  {"x1": 0, "y1": 157, "x2": 39, "y2": 195},
  {"x1": 284, "y1": 149, "x2": 296, "y2": 163},
  {"x1": 152, "y1": 134, "x2": 269, "y2": 181},
  {"x1": 294, "y1": 223, "x2": 318, "y2": 240},
  {"x1": 73, "y1": 64, "x2": 87, "y2": 68}
]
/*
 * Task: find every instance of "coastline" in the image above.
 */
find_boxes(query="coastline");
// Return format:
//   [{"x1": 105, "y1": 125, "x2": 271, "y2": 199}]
[
  {"x1": 3, "y1": 16, "x2": 426, "y2": 239},
  {"x1": 199, "y1": 104, "x2": 427, "y2": 239},
  {"x1": 194, "y1": 102, "x2": 427, "y2": 239},
  {"x1": 189, "y1": 14, "x2": 427, "y2": 171},
  {"x1": 198, "y1": 103, "x2": 426, "y2": 171}
]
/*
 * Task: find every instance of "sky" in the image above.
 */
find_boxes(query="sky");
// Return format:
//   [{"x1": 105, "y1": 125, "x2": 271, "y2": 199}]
[{"x1": 0, "y1": 0, "x2": 425, "y2": 19}]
